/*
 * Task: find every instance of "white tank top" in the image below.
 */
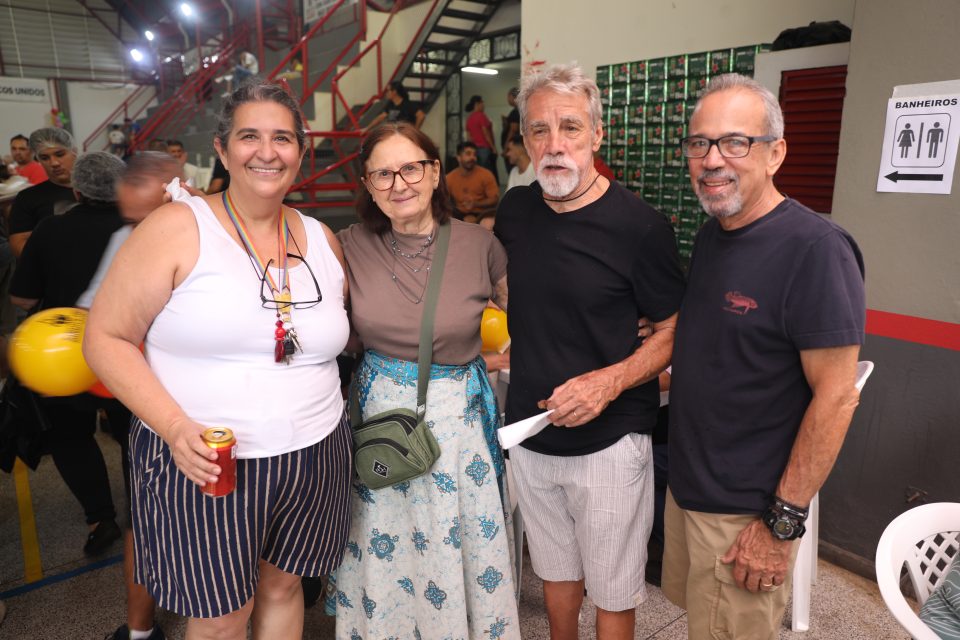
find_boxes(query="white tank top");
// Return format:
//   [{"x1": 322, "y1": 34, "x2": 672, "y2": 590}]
[{"x1": 144, "y1": 196, "x2": 349, "y2": 458}]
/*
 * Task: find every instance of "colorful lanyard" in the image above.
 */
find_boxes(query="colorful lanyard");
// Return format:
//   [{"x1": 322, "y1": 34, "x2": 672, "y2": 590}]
[{"x1": 222, "y1": 190, "x2": 289, "y2": 297}]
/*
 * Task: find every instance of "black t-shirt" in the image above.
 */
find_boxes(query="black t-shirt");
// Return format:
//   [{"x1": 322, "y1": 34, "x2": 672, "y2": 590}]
[
  {"x1": 210, "y1": 158, "x2": 230, "y2": 191},
  {"x1": 384, "y1": 98, "x2": 422, "y2": 124},
  {"x1": 669, "y1": 198, "x2": 865, "y2": 515},
  {"x1": 9, "y1": 181, "x2": 77, "y2": 235},
  {"x1": 494, "y1": 181, "x2": 685, "y2": 456},
  {"x1": 10, "y1": 201, "x2": 124, "y2": 310}
]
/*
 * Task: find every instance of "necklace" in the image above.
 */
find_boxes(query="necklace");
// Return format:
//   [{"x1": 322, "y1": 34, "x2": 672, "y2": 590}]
[
  {"x1": 385, "y1": 232, "x2": 433, "y2": 304},
  {"x1": 542, "y1": 171, "x2": 603, "y2": 203},
  {"x1": 389, "y1": 229, "x2": 434, "y2": 259},
  {"x1": 222, "y1": 190, "x2": 301, "y2": 364}
]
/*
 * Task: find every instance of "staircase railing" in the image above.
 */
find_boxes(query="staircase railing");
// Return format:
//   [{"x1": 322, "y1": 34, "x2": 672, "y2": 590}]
[
  {"x1": 82, "y1": 84, "x2": 158, "y2": 152},
  {"x1": 271, "y1": 0, "x2": 450, "y2": 209},
  {"x1": 128, "y1": 25, "x2": 251, "y2": 153}
]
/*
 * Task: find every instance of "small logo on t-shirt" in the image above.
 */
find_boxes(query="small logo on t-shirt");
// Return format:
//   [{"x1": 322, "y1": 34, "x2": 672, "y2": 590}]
[{"x1": 724, "y1": 291, "x2": 758, "y2": 315}]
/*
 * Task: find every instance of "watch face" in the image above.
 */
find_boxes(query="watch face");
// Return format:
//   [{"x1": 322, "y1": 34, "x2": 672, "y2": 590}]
[{"x1": 773, "y1": 518, "x2": 796, "y2": 538}]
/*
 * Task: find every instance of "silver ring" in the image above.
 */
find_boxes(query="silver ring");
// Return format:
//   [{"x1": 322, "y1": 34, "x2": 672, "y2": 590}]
[{"x1": 572, "y1": 410, "x2": 578, "y2": 417}]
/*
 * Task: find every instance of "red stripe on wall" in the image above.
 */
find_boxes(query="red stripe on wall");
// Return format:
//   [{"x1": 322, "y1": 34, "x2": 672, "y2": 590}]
[{"x1": 867, "y1": 309, "x2": 960, "y2": 351}]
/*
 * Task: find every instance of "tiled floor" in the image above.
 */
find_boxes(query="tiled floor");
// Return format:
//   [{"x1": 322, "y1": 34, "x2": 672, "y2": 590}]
[{"x1": 1, "y1": 429, "x2": 909, "y2": 639}]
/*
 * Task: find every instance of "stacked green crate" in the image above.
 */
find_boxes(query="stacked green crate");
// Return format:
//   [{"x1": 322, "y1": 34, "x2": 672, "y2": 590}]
[
  {"x1": 597, "y1": 65, "x2": 613, "y2": 163},
  {"x1": 608, "y1": 63, "x2": 630, "y2": 184},
  {"x1": 597, "y1": 45, "x2": 768, "y2": 260}
]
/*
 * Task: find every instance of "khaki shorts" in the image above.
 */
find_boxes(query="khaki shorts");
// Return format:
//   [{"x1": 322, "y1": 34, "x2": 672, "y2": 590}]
[
  {"x1": 662, "y1": 490, "x2": 800, "y2": 640},
  {"x1": 510, "y1": 433, "x2": 653, "y2": 612}
]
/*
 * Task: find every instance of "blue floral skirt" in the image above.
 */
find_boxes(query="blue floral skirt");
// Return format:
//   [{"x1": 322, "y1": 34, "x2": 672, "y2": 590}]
[{"x1": 333, "y1": 350, "x2": 519, "y2": 640}]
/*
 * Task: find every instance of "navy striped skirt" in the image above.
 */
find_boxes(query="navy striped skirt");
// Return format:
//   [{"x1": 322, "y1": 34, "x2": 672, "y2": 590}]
[{"x1": 129, "y1": 412, "x2": 352, "y2": 618}]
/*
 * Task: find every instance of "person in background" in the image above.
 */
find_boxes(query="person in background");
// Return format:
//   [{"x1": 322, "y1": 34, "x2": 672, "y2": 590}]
[
  {"x1": 10, "y1": 152, "x2": 129, "y2": 556},
  {"x1": 494, "y1": 62, "x2": 684, "y2": 639},
  {"x1": 465, "y1": 94, "x2": 499, "y2": 183},
  {"x1": 593, "y1": 149, "x2": 615, "y2": 181},
  {"x1": 365, "y1": 81, "x2": 426, "y2": 131},
  {"x1": 165, "y1": 139, "x2": 199, "y2": 186},
  {"x1": 9, "y1": 134, "x2": 48, "y2": 185},
  {"x1": 333, "y1": 121, "x2": 517, "y2": 639},
  {"x1": 504, "y1": 135, "x2": 535, "y2": 190},
  {"x1": 146, "y1": 139, "x2": 168, "y2": 153},
  {"x1": 83, "y1": 81, "x2": 352, "y2": 640},
  {"x1": 500, "y1": 87, "x2": 521, "y2": 174},
  {"x1": 9, "y1": 128, "x2": 78, "y2": 256},
  {"x1": 663, "y1": 73, "x2": 865, "y2": 639},
  {"x1": 206, "y1": 157, "x2": 230, "y2": 194},
  {"x1": 108, "y1": 125, "x2": 127, "y2": 157},
  {"x1": 77, "y1": 152, "x2": 182, "y2": 640},
  {"x1": 446, "y1": 141, "x2": 499, "y2": 228}
]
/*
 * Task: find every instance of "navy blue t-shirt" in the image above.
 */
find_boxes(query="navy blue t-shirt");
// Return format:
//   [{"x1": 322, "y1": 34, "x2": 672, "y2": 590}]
[
  {"x1": 495, "y1": 180, "x2": 685, "y2": 456},
  {"x1": 669, "y1": 198, "x2": 865, "y2": 514}
]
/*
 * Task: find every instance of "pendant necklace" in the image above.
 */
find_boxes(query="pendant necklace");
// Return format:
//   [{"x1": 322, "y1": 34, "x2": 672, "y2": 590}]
[
  {"x1": 386, "y1": 227, "x2": 434, "y2": 304},
  {"x1": 223, "y1": 190, "x2": 301, "y2": 363}
]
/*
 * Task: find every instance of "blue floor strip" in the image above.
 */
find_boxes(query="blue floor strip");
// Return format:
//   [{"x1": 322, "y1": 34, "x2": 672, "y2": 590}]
[{"x1": 0, "y1": 554, "x2": 123, "y2": 600}]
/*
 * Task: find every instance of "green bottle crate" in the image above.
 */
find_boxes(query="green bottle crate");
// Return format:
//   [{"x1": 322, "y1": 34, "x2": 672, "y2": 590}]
[
  {"x1": 646, "y1": 58, "x2": 667, "y2": 81},
  {"x1": 667, "y1": 77, "x2": 688, "y2": 101},
  {"x1": 646, "y1": 79, "x2": 667, "y2": 103},
  {"x1": 709, "y1": 49, "x2": 733, "y2": 74},
  {"x1": 596, "y1": 65, "x2": 612, "y2": 88},
  {"x1": 630, "y1": 61, "x2": 647, "y2": 82},
  {"x1": 644, "y1": 124, "x2": 665, "y2": 146},
  {"x1": 667, "y1": 54, "x2": 688, "y2": 78},
  {"x1": 627, "y1": 103, "x2": 646, "y2": 126},
  {"x1": 665, "y1": 100, "x2": 688, "y2": 124},
  {"x1": 645, "y1": 102, "x2": 667, "y2": 124},
  {"x1": 612, "y1": 62, "x2": 630, "y2": 83},
  {"x1": 687, "y1": 52, "x2": 709, "y2": 76},
  {"x1": 665, "y1": 123, "x2": 687, "y2": 146}
]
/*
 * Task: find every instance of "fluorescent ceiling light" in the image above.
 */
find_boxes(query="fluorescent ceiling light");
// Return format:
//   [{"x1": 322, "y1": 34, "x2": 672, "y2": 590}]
[
  {"x1": 130, "y1": 48, "x2": 144, "y2": 62},
  {"x1": 180, "y1": 3, "x2": 194, "y2": 17},
  {"x1": 144, "y1": 30, "x2": 155, "y2": 41},
  {"x1": 462, "y1": 66, "x2": 498, "y2": 75}
]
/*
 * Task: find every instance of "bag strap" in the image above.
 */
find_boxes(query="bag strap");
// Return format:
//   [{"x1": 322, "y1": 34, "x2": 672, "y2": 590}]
[
  {"x1": 415, "y1": 220, "x2": 450, "y2": 419},
  {"x1": 349, "y1": 221, "x2": 451, "y2": 425}
]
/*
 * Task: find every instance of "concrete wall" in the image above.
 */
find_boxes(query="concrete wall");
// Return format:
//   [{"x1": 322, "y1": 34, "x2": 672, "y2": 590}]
[
  {"x1": 520, "y1": 0, "x2": 855, "y2": 80},
  {"x1": 819, "y1": 0, "x2": 960, "y2": 568}
]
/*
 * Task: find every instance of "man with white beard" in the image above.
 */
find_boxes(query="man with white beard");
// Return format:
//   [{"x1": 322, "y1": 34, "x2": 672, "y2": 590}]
[{"x1": 494, "y1": 63, "x2": 685, "y2": 639}]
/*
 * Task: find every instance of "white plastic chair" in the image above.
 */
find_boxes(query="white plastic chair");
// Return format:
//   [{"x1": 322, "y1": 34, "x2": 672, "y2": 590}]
[
  {"x1": 792, "y1": 359, "x2": 875, "y2": 631},
  {"x1": 875, "y1": 502, "x2": 960, "y2": 639}
]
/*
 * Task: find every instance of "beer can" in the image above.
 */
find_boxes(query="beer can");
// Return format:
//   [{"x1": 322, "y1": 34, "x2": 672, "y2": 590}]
[{"x1": 202, "y1": 427, "x2": 237, "y2": 497}]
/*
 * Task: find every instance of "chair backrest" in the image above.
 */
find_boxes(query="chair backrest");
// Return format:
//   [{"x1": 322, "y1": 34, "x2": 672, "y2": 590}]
[
  {"x1": 876, "y1": 502, "x2": 960, "y2": 639},
  {"x1": 855, "y1": 360, "x2": 874, "y2": 391}
]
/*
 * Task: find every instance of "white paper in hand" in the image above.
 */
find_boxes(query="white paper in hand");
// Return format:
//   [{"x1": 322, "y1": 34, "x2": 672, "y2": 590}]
[{"x1": 497, "y1": 410, "x2": 552, "y2": 449}]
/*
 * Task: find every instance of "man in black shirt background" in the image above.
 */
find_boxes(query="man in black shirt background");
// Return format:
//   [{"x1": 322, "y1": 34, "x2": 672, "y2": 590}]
[{"x1": 9, "y1": 128, "x2": 78, "y2": 256}]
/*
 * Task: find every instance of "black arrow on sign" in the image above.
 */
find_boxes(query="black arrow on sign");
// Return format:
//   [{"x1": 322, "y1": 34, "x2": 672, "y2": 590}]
[{"x1": 885, "y1": 171, "x2": 943, "y2": 182}]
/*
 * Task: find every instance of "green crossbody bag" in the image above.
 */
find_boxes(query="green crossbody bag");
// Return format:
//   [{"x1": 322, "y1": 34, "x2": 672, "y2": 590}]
[{"x1": 349, "y1": 221, "x2": 450, "y2": 490}]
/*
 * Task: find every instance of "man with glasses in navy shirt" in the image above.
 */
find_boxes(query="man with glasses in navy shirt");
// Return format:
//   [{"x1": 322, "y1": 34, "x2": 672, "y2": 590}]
[{"x1": 662, "y1": 73, "x2": 866, "y2": 639}]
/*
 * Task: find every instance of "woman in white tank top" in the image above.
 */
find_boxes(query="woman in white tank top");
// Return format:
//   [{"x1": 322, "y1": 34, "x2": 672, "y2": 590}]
[{"x1": 84, "y1": 81, "x2": 352, "y2": 639}]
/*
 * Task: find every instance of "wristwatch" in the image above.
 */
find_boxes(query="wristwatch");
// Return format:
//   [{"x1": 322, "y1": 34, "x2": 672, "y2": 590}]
[{"x1": 761, "y1": 497, "x2": 808, "y2": 541}]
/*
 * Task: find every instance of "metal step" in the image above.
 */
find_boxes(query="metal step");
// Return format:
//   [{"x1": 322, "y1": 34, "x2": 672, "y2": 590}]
[
  {"x1": 407, "y1": 72, "x2": 449, "y2": 80},
  {"x1": 441, "y1": 8, "x2": 487, "y2": 21},
  {"x1": 432, "y1": 25, "x2": 479, "y2": 38},
  {"x1": 421, "y1": 41, "x2": 468, "y2": 52}
]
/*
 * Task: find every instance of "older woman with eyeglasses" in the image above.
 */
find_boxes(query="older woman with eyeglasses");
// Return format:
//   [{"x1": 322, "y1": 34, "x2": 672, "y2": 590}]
[
  {"x1": 332, "y1": 122, "x2": 518, "y2": 639},
  {"x1": 83, "y1": 81, "x2": 352, "y2": 640}
]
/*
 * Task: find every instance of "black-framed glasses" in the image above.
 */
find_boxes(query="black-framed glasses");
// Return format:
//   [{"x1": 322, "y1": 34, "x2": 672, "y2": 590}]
[
  {"x1": 680, "y1": 135, "x2": 778, "y2": 159},
  {"x1": 260, "y1": 253, "x2": 323, "y2": 309},
  {"x1": 365, "y1": 159, "x2": 436, "y2": 191}
]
